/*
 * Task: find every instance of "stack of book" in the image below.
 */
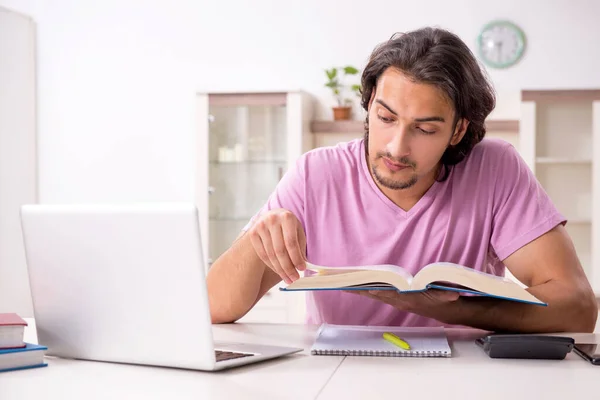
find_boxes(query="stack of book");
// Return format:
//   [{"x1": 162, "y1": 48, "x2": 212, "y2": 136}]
[{"x1": 0, "y1": 313, "x2": 47, "y2": 373}]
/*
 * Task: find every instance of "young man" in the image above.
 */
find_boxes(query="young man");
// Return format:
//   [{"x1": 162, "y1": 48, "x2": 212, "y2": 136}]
[{"x1": 207, "y1": 27, "x2": 598, "y2": 333}]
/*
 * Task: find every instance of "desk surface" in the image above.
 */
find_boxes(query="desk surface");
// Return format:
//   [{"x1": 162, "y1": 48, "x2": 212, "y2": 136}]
[{"x1": 0, "y1": 320, "x2": 597, "y2": 400}]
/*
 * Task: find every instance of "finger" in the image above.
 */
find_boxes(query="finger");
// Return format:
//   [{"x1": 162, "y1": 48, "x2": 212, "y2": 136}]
[
  {"x1": 249, "y1": 228, "x2": 271, "y2": 268},
  {"x1": 344, "y1": 289, "x2": 390, "y2": 298},
  {"x1": 281, "y1": 214, "x2": 306, "y2": 271},
  {"x1": 343, "y1": 289, "x2": 367, "y2": 296},
  {"x1": 262, "y1": 231, "x2": 292, "y2": 284},
  {"x1": 428, "y1": 289, "x2": 460, "y2": 302},
  {"x1": 269, "y1": 222, "x2": 299, "y2": 282},
  {"x1": 298, "y1": 225, "x2": 307, "y2": 256},
  {"x1": 375, "y1": 290, "x2": 415, "y2": 309},
  {"x1": 363, "y1": 290, "x2": 397, "y2": 306},
  {"x1": 255, "y1": 221, "x2": 291, "y2": 284},
  {"x1": 361, "y1": 290, "x2": 385, "y2": 299},
  {"x1": 369, "y1": 290, "x2": 398, "y2": 297}
]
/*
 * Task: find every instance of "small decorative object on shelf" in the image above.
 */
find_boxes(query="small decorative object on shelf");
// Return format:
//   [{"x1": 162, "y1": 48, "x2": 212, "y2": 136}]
[
  {"x1": 324, "y1": 66, "x2": 361, "y2": 120},
  {"x1": 217, "y1": 144, "x2": 245, "y2": 162}
]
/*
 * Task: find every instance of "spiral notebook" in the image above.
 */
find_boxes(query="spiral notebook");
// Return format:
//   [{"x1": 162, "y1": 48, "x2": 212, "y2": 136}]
[{"x1": 311, "y1": 324, "x2": 451, "y2": 357}]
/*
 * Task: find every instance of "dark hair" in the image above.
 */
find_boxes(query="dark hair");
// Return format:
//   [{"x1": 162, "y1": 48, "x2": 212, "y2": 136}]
[{"x1": 361, "y1": 27, "x2": 496, "y2": 180}]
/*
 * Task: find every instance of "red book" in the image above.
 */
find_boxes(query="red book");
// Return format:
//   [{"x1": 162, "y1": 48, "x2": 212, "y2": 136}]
[{"x1": 0, "y1": 313, "x2": 27, "y2": 349}]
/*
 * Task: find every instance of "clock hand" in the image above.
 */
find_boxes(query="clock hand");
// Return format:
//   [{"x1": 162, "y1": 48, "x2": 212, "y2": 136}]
[
  {"x1": 498, "y1": 42, "x2": 503, "y2": 62},
  {"x1": 493, "y1": 41, "x2": 502, "y2": 62}
]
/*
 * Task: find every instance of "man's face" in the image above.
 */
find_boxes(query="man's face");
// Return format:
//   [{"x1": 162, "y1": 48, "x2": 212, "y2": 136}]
[{"x1": 367, "y1": 67, "x2": 464, "y2": 191}]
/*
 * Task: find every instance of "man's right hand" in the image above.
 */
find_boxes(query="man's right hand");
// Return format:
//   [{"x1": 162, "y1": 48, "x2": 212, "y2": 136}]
[{"x1": 247, "y1": 209, "x2": 307, "y2": 284}]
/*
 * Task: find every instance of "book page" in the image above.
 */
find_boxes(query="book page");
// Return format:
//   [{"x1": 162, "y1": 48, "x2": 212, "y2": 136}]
[
  {"x1": 411, "y1": 262, "x2": 544, "y2": 304},
  {"x1": 305, "y1": 262, "x2": 414, "y2": 282},
  {"x1": 419, "y1": 262, "x2": 513, "y2": 282},
  {"x1": 285, "y1": 269, "x2": 411, "y2": 291}
]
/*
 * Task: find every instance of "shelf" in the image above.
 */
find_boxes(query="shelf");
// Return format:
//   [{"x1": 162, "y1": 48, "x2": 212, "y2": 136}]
[
  {"x1": 568, "y1": 218, "x2": 592, "y2": 224},
  {"x1": 484, "y1": 120, "x2": 520, "y2": 132},
  {"x1": 210, "y1": 217, "x2": 253, "y2": 221},
  {"x1": 310, "y1": 119, "x2": 519, "y2": 133},
  {"x1": 522, "y1": 90, "x2": 600, "y2": 102},
  {"x1": 311, "y1": 120, "x2": 363, "y2": 133},
  {"x1": 536, "y1": 157, "x2": 592, "y2": 164},
  {"x1": 208, "y1": 92, "x2": 287, "y2": 107},
  {"x1": 520, "y1": 88, "x2": 600, "y2": 292},
  {"x1": 210, "y1": 160, "x2": 286, "y2": 164}
]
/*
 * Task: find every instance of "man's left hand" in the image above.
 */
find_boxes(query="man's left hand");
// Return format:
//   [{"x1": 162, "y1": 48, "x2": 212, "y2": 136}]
[{"x1": 347, "y1": 289, "x2": 461, "y2": 323}]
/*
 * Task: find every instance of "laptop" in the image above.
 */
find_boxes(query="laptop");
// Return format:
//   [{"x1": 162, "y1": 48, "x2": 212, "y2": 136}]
[{"x1": 20, "y1": 203, "x2": 302, "y2": 371}]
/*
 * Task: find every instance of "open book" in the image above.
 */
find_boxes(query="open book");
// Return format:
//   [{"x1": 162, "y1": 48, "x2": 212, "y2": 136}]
[{"x1": 280, "y1": 262, "x2": 546, "y2": 306}]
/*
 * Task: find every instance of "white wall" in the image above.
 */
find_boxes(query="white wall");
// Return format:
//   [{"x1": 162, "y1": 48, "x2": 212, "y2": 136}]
[
  {"x1": 0, "y1": 7, "x2": 37, "y2": 316},
  {"x1": 0, "y1": 0, "x2": 599, "y2": 204}
]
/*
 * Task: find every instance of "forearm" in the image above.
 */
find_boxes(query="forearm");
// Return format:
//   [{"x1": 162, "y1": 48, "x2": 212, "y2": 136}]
[
  {"x1": 206, "y1": 233, "x2": 273, "y2": 324},
  {"x1": 441, "y1": 280, "x2": 598, "y2": 333}
]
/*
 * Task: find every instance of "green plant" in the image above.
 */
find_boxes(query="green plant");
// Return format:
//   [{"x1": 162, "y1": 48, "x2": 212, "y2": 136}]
[{"x1": 325, "y1": 66, "x2": 361, "y2": 107}]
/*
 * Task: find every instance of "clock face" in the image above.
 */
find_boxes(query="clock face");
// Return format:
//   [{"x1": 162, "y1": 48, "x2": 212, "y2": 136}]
[{"x1": 477, "y1": 20, "x2": 526, "y2": 69}]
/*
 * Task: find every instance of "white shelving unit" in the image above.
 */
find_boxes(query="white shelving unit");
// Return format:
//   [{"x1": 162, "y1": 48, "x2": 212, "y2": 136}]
[
  {"x1": 520, "y1": 90, "x2": 600, "y2": 292},
  {"x1": 196, "y1": 92, "x2": 313, "y2": 323}
]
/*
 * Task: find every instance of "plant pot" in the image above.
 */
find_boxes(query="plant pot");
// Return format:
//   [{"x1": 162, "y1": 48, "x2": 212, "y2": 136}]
[{"x1": 332, "y1": 106, "x2": 352, "y2": 121}]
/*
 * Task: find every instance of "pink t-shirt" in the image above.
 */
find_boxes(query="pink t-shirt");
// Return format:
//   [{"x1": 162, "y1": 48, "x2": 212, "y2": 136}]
[{"x1": 248, "y1": 138, "x2": 565, "y2": 327}]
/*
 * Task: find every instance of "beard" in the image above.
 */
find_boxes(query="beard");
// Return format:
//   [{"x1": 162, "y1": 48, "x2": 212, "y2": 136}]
[
  {"x1": 364, "y1": 123, "x2": 417, "y2": 190},
  {"x1": 371, "y1": 153, "x2": 418, "y2": 190}
]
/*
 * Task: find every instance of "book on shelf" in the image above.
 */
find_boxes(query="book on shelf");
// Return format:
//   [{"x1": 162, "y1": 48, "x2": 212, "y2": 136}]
[
  {"x1": 0, "y1": 343, "x2": 48, "y2": 373},
  {"x1": 281, "y1": 262, "x2": 545, "y2": 306},
  {"x1": 0, "y1": 313, "x2": 28, "y2": 349}
]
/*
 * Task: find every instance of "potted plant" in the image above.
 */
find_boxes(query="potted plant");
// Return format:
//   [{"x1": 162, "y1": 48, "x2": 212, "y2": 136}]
[{"x1": 325, "y1": 66, "x2": 361, "y2": 120}]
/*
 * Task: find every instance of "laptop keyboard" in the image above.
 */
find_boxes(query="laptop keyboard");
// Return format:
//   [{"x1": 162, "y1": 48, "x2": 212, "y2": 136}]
[{"x1": 215, "y1": 349, "x2": 255, "y2": 362}]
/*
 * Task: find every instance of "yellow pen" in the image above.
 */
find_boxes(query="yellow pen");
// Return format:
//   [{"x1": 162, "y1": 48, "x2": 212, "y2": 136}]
[{"x1": 383, "y1": 332, "x2": 411, "y2": 350}]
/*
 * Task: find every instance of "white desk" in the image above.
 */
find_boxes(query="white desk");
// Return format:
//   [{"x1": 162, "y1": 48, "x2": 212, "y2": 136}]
[
  {"x1": 0, "y1": 320, "x2": 597, "y2": 400},
  {"x1": 321, "y1": 329, "x2": 600, "y2": 400}
]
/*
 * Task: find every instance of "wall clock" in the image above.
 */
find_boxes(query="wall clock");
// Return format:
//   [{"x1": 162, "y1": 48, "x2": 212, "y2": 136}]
[{"x1": 477, "y1": 20, "x2": 526, "y2": 69}]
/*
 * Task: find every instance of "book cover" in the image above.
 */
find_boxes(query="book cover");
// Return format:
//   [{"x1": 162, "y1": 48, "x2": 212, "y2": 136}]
[
  {"x1": 0, "y1": 363, "x2": 48, "y2": 373},
  {"x1": 0, "y1": 343, "x2": 48, "y2": 373},
  {"x1": 0, "y1": 313, "x2": 27, "y2": 326},
  {"x1": 0, "y1": 313, "x2": 27, "y2": 349}
]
